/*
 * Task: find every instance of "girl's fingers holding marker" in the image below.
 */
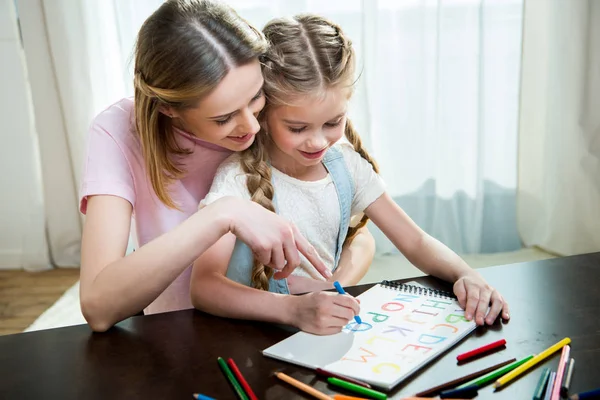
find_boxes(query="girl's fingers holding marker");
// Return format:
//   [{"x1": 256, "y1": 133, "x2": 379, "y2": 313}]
[
  {"x1": 332, "y1": 294, "x2": 360, "y2": 318},
  {"x1": 330, "y1": 303, "x2": 356, "y2": 323}
]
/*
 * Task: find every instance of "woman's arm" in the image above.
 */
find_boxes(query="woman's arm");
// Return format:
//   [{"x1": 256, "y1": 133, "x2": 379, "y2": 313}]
[
  {"x1": 365, "y1": 193, "x2": 510, "y2": 325},
  {"x1": 190, "y1": 235, "x2": 360, "y2": 335},
  {"x1": 80, "y1": 195, "x2": 329, "y2": 332},
  {"x1": 285, "y1": 226, "x2": 375, "y2": 294}
]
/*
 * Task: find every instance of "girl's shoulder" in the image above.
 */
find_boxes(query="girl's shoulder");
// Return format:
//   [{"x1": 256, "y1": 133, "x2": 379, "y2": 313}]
[
  {"x1": 331, "y1": 141, "x2": 364, "y2": 167},
  {"x1": 214, "y1": 152, "x2": 247, "y2": 181}
]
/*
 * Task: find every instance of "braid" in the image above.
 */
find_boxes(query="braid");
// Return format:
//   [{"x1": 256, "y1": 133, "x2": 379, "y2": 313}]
[
  {"x1": 344, "y1": 118, "x2": 380, "y2": 245},
  {"x1": 240, "y1": 132, "x2": 276, "y2": 291}
]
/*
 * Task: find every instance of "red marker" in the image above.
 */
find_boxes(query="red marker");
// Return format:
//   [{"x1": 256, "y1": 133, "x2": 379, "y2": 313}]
[
  {"x1": 457, "y1": 339, "x2": 507, "y2": 362},
  {"x1": 227, "y1": 358, "x2": 258, "y2": 400}
]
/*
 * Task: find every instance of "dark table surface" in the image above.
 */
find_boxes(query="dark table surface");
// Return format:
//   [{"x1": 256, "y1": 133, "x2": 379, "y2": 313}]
[{"x1": 1, "y1": 253, "x2": 600, "y2": 399}]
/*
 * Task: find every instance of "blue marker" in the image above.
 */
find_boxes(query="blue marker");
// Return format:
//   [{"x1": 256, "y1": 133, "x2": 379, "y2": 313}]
[
  {"x1": 333, "y1": 281, "x2": 362, "y2": 324},
  {"x1": 193, "y1": 394, "x2": 216, "y2": 400}
]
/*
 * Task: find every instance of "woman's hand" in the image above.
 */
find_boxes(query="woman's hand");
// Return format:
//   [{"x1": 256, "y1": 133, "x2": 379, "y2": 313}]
[
  {"x1": 212, "y1": 197, "x2": 331, "y2": 280},
  {"x1": 288, "y1": 291, "x2": 360, "y2": 335},
  {"x1": 453, "y1": 271, "x2": 510, "y2": 326}
]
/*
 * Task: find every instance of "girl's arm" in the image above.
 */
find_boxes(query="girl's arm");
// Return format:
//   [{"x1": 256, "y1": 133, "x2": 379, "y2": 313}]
[
  {"x1": 80, "y1": 195, "x2": 328, "y2": 332},
  {"x1": 365, "y1": 193, "x2": 510, "y2": 326},
  {"x1": 333, "y1": 226, "x2": 375, "y2": 285},
  {"x1": 190, "y1": 236, "x2": 360, "y2": 335}
]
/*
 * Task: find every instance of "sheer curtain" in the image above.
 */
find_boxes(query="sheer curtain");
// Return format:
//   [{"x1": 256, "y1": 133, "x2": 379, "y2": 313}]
[
  {"x1": 518, "y1": 0, "x2": 600, "y2": 256},
  {"x1": 213, "y1": 0, "x2": 525, "y2": 255},
  {"x1": 18, "y1": 0, "x2": 524, "y2": 268}
]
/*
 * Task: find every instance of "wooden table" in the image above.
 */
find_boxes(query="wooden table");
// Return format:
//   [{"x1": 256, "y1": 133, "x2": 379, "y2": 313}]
[{"x1": 1, "y1": 253, "x2": 600, "y2": 399}]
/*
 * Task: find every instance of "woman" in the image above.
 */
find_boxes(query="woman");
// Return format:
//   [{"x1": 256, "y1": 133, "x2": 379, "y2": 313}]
[{"x1": 79, "y1": 0, "x2": 374, "y2": 332}]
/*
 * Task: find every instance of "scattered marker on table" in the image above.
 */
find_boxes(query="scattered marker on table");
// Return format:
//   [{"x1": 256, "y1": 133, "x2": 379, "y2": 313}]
[
  {"x1": 456, "y1": 355, "x2": 533, "y2": 390},
  {"x1": 532, "y1": 368, "x2": 551, "y2": 400},
  {"x1": 227, "y1": 357, "x2": 258, "y2": 400},
  {"x1": 275, "y1": 371, "x2": 334, "y2": 400},
  {"x1": 316, "y1": 367, "x2": 372, "y2": 389},
  {"x1": 193, "y1": 394, "x2": 216, "y2": 400},
  {"x1": 327, "y1": 377, "x2": 387, "y2": 400},
  {"x1": 439, "y1": 385, "x2": 478, "y2": 399},
  {"x1": 333, "y1": 281, "x2": 362, "y2": 324},
  {"x1": 544, "y1": 372, "x2": 556, "y2": 400},
  {"x1": 217, "y1": 357, "x2": 249, "y2": 400},
  {"x1": 561, "y1": 358, "x2": 575, "y2": 397},
  {"x1": 550, "y1": 345, "x2": 571, "y2": 400},
  {"x1": 456, "y1": 339, "x2": 507, "y2": 363},
  {"x1": 493, "y1": 337, "x2": 571, "y2": 389},
  {"x1": 417, "y1": 358, "x2": 516, "y2": 396}
]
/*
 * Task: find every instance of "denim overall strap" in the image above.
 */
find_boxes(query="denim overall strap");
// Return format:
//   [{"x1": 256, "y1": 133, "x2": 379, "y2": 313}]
[
  {"x1": 225, "y1": 149, "x2": 353, "y2": 293},
  {"x1": 322, "y1": 146, "x2": 355, "y2": 270},
  {"x1": 266, "y1": 163, "x2": 292, "y2": 294},
  {"x1": 225, "y1": 168, "x2": 291, "y2": 294}
]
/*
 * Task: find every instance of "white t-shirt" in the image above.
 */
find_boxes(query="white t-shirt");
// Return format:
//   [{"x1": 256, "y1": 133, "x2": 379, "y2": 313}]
[{"x1": 201, "y1": 142, "x2": 386, "y2": 280}]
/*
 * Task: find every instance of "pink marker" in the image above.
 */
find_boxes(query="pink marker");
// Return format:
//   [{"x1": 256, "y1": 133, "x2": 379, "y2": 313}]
[{"x1": 550, "y1": 345, "x2": 571, "y2": 400}]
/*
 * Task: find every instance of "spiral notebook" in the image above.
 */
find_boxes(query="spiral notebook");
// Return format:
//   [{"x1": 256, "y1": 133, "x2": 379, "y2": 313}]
[{"x1": 263, "y1": 281, "x2": 477, "y2": 390}]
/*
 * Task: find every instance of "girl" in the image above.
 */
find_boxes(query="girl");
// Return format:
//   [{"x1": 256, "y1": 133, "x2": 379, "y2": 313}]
[
  {"x1": 191, "y1": 14, "x2": 510, "y2": 334},
  {"x1": 79, "y1": 0, "x2": 375, "y2": 332}
]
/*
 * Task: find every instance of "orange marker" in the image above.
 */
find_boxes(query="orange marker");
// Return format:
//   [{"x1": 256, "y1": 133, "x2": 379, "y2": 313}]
[{"x1": 275, "y1": 372, "x2": 334, "y2": 400}]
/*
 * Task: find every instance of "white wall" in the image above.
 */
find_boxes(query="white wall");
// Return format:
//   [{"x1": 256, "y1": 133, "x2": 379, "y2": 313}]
[{"x1": 0, "y1": 0, "x2": 49, "y2": 269}]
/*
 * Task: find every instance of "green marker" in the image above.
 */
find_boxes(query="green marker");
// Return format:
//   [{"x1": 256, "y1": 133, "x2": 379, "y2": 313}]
[
  {"x1": 456, "y1": 354, "x2": 535, "y2": 389},
  {"x1": 327, "y1": 377, "x2": 387, "y2": 400},
  {"x1": 217, "y1": 357, "x2": 249, "y2": 400},
  {"x1": 532, "y1": 368, "x2": 551, "y2": 400}
]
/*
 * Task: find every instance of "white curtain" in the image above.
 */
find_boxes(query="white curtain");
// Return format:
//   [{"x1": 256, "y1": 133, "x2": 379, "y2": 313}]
[
  {"x1": 16, "y1": 0, "x2": 524, "y2": 268},
  {"x1": 220, "y1": 0, "x2": 525, "y2": 255},
  {"x1": 16, "y1": 0, "x2": 162, "y2": 268},
  {"x1": 518, "y1": 0, "x2": 600, "y2": 256}
]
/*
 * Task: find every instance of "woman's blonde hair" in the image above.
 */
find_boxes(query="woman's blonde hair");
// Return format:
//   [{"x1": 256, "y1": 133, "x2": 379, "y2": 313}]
[
  {"x1": 133, "y1": 0, "x2": 267, "y2": 208},
  {"x1": 241, "y1": 14, "x2": 380, "y2": 291}
]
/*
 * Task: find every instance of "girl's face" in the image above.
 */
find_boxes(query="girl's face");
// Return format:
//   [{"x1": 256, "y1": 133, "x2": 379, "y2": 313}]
[
  {"x1": 266, "y1": 87, "x2": 349, "y2": 174},
  {"x1": 167, "y1": 59, "x2": 265, "y2": 151}
]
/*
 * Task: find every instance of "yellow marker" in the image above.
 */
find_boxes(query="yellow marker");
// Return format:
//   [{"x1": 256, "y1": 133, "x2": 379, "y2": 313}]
[{"x1": 493, "y1": 337, "x2": 571, "y2": 389}]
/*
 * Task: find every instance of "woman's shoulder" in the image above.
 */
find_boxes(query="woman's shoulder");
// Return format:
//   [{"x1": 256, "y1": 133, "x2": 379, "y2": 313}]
[{"x1": 90, "y1": 97, "x2": 137, "y2": 143}]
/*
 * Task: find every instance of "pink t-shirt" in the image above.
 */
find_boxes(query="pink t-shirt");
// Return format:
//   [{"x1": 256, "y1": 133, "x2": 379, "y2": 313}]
[{"x1": 80, "y1": 98, "x2": 232, "y2": 315}]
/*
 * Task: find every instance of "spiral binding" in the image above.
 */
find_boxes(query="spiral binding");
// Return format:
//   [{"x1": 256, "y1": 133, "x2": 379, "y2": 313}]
[{"x1": 380, "y1": 280, "x2": 456, "y2": 300}]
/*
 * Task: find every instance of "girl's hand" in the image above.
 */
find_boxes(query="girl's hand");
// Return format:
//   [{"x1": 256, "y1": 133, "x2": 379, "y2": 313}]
[
  {"x1": 453, "y1": 271, "x2": 510, "y2": 326},
  {"x1": 286, "y1": 275, "x2": 333, "y2": 294},
  {"x1": 213, "y1": 197, "x2": 331, "y2": 280},
  {"x1": 289, "y1": 291, "x2": 360, "y2": 335}
]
